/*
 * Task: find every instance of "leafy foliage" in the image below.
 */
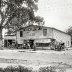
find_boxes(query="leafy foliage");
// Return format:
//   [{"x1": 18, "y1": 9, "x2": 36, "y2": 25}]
[
  {"x1": 0, "y1": 66, "x2": 32, "y2": 72},
  {"x1": 66, "y1": 26, "x2": 72, "y2": 44},
  {"x1": 66, "y1": 26, "x2": 72, "y2": 35},
  {"x1": 39, "y1": 66, "x2": 56, "y2": 72},
  {"x1": 0, "y1": 0, "x2": 44, "y2": 31}
]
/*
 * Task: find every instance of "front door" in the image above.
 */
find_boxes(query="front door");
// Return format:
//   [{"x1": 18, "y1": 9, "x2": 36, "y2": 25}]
[{"x1": 29, "y1": 40, "x2": 34, "y2": 49}]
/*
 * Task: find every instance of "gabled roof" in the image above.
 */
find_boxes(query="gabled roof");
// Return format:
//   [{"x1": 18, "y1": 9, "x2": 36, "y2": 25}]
[
  {"x1": 17, "y1": 25, "x2": 44, "y2": 31},
  {"x1": 16, "y1": 25, "x2": 70, "y2": 36}
]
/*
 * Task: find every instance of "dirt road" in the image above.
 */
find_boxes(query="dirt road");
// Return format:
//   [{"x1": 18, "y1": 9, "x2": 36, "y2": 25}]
[{"x1": 0, "y1": 49, "x2": 72, "y2": 71}]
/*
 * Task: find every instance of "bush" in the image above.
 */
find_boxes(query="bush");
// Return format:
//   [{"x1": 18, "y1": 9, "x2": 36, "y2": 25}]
[
  {"x1": 39, "y1": 66, "x2": 56, "y2": 72},
  {"x1": 0, "y1": 68, "x2": 4, "y2": 72},
  {"x1": 0, "y1": 66, "x2": 32, "y2": 72}
]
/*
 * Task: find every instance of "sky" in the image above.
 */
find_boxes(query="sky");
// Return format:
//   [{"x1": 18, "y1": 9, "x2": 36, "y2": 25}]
[
  {"x1": 2, "y1": 0, "x2": 72, "y2": 36},
  {"x1": 35, "y1": 0, "x2": 72, "y2": 31}
]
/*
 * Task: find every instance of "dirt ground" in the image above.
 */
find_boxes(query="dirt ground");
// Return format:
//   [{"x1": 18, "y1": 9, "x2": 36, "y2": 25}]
[{"x1": 0, "y1": 49, "x2": 72, "y2": 71}]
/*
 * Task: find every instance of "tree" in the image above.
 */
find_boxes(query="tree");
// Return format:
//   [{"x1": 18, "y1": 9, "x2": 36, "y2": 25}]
[
  {"x1": 66, "y1": 26, "x2": 72, "y2": 44},
  {"x1": 0, "y1": 0, "x2": 44, "y2": 38}
]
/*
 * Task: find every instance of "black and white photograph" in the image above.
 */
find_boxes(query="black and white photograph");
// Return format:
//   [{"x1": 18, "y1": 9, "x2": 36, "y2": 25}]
[{"x1": 0, "y1": 0, "x2": 72, "y2": 72}]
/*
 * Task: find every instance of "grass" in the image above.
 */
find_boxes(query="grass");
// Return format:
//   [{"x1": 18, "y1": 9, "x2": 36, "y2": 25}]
[
  {"x1": 39, "y1": 66, "x2": 56, "y2": 72},
  {"x1": 0, "y1": 65, "x2": 69, "y2": 72},
  {"x1": 0, "y1": 65, "x2": 57, "y2": 72},
  {"x1": 0, "y1": 66, "x2": 32, "y2": 72}
]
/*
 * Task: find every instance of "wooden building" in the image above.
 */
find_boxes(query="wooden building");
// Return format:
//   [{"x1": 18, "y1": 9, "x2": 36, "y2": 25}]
[
  {"x1": 4, "y1": 35, "x2": 16, "y2": 47},
  {"x1": 16, "y1": 25, "x2": 71, "y2": 49}
]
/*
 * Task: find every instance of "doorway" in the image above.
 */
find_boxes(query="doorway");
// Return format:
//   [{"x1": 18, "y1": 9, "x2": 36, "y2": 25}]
[
  {"x1": 4, "y1": 40, "x2": 12, "y2": 47},
  {"x1": 8, "y1": 40, "x2": 12, "y2": 45},
  {"x1": 29, "y1": 40, "x2": 34, "y2": 49}
]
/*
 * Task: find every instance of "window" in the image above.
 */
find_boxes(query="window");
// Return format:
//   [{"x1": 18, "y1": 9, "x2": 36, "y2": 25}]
[
  {"x1": 43, "y1": 29, "x2": 47, "y2": 36},
  {"x1": 20, "y1": 31, "x2": 23, "y2": 37}
]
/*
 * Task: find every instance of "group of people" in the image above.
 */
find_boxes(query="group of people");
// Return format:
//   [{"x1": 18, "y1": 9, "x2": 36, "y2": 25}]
[
  {"x1": 50, "y1": 40, "x2": 65, "y2": 51},
  {"x1": 22, "y1": 42, "x2": 36, "y2": 50},
  {"x1": 7, "y1": 40, "x2": 36, "y2": 50},
  {"x1": 55, "y1": 42, "x2": 65, "y2": 51}
]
